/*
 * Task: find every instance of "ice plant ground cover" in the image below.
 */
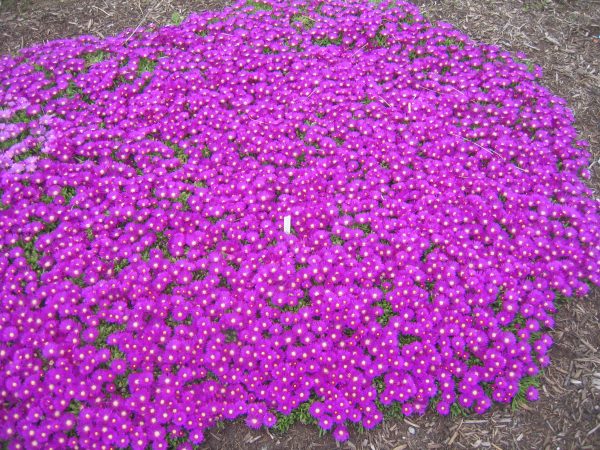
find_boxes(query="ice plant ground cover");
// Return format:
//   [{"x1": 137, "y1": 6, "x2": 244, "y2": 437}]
[{"x1": 0, "y1": 0, "x2": 599, "y2": 448}]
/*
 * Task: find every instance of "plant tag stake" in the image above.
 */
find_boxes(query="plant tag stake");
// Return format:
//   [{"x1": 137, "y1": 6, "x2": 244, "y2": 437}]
[{"x1": 284, "y1": 215, "x2": 291, "y2": 234}]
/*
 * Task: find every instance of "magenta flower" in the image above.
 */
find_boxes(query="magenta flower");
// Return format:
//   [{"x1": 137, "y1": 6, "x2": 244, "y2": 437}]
[{"x1": 0, "y1": 0, "x2": 598, "y2": 447}]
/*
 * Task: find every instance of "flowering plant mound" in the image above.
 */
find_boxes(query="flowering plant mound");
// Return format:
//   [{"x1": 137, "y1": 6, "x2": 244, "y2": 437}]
[{"x1": 1, "y1": 0, "x2": 599, "y2": 448}]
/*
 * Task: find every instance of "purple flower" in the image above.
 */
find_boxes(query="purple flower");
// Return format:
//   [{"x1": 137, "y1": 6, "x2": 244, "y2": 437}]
[
  {"x1": 525, "y1": 386, "x2": 539, "y2": 401},
  {"x1": 333, "y1": 424, "x2": 350, "y2": 442},
  {"x1": 0, "y1": 0, "x2": 597, "y2": 447}
]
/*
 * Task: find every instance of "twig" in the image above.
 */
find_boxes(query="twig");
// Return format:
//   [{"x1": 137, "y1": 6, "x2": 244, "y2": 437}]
[
  {"x1": 403, "y1": 418, "x2": 420, "y2": 428},
  {"x1": 449, "y1": 131, "x2": 503, "y2": 158},
  {"x1": 124, "y1": 0, "x2": 164, "y2": 44},
  {"x1": 92, "y1": 5, "x2": 111, "y2": 16},
  {"x1": 450, "y1": 132, "x2": 530, "y2": 173},
  {"x1": 378, "y1": 96, "x2": 393, "y2": 108},
  {"x1": 248, "y1": 113, "x2": 272, "y2": 125},
  {"x1": 587, "y1": 423, "x2": 600, "y2": 436},
  {"x1": 304, "y1": 88, "x2": 317, "y2": 99},
  {"x1": 351, "y1": 43, "x2": 368, "y2": 58},
  {"x1": 447, "y1": 85, "x2": 467, "y2": 97}
]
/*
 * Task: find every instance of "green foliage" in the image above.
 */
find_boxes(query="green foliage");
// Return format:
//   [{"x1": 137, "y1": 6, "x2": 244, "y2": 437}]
[
  {"x1": 491, "y1": 288, "x2": 504, "y2": 313},
  {"x1": 379, "y1": 401, "x2": 404, "y2": 420},
  {"x1": 420, "y1": 242, "x2": 436, "y2": 262},
  {"x1": 295, "y1": 128, "x2": 306, "y2": 140},
  {"x1": 27, "y1": 216, "x2": 58, "y2": 236},
  {"x1": 171, "y1": 11, "x2": 184, "y2": 25},
  {"x1": 224, "y1": 329, "x2": 238, "y2": 343},
  {"x1": 114, "y1": 373, "x2": 131, "y2": 398},
  {"x1": 282, "y1": 289, "x2": 311, "y2": 312},
  {"x1": 33, "y1": 63, "x2": 53, "y2": 78},
  {"x1": 502, "y1": 314, "x2": 526, "y2": 334},
  {"x1": 15, "y1": 239, "x2": 42, "y2": 274},
  {"x1": 68, "y1": 399, "x2": 83, "y2": 416},
  {"x1": 441, "y1": 38, "x2": 465, "y2": 49},
  {"x1": 450, "y1": 402, "x2": 470, "y2": 417},
  {"x1": 207, "y1": 215, "x2": 226, "y2": 224},
  {"x1": 343, "y1": 328, "x2": 355, "y2": 337},
  {"x1": 554, "y1": 290, "x2": 574, "y2": 307},
  {"x1": 246, "y1": 0, "x2": 273, "y2": 13},
  {"x1": 398, "y1": 334, "x2": 420, "y2": 347},
  {"x1": 373, "y1": 299, "x2": 395, "y2": 326},
  {"x1": 0, "y1": 190, "x2": 7, "y2": 211},
  {"x1": 94, "y1": 320, "x2": 126, "y2": 349},
  {"x1": 373, "y1": 375, "x2": 386, "y2": 394},
  {"x1": 351, "y1": 222, "x2": 372, "y2": 235},
  {"x1": 0, "y1": 130, "x2": 29, "y2": 151},
  {"x1": 60, "y1": 186, "x2": 76, "y2": 205},
  {"x1": 313, "y1": 33, "x2": 343, "y2": 46},
  {"x1": 62, "y1": 81, "x2": 88, "y2": 100},
  {"x1": 8, "y1": 109, "x2": 31, "y2": 124},
  {"x1": 113, "y1": 258, "x2": 129, "y2": 276},
  {"x1": 558, "y1": 217, "x2": 572, "y2": 228},
  {"x1": 424, "y1": 280, "x2": 434, "y2": 292},
  {"x1": 401, "y1": 13, "x2": 415, "y2": 25},
  {"x1": 166, "y1": 432, "x2": 191, "y2": 450},
  {"x1": 202, "y1": 146, "x2": 212, "y2": 158},
  {"x1": 109, "y1": 346, "x2": 126, "y2": 360},
  {"x1": 374, "y1": 27, "x2": 388, "y2": 47},
  {"x1": 217, "y1": 274, "x2": 231, "y2": 289},
  {"x1": 511, "y1": 376, "x2": 540, "y2": 411},
  {"x1": 193, "y1": 269, "x2": 208, "y2": 281},
  {"x1": 370, "y1": 0, "x2": 404, "y2": 8},
  {"x1": 84, "y1": 50, "x2": 110, "y2": 66},
  {"x1": 273, "y1": 399, "x2": 318, "y2": 433},
  {"x1": 165, "y1": 314, "x2": 178, "y2": 328},
  {"x1": 330, "y1": 234, "x2": 344, "y2": 246},
  {"x1": 164, "y1": 283, "x2": 176, "y2": 295},
  {"x1": 295, "y1": 152, "x2": 306, "y2": 167},
  {"x1": 69, "y1": 276, "x2": 86, "y2": 288},
  {"x1": 175, "y1": 190, "x2": 192, "y2": 211},
  {"x1": 467, "y1": 355, "x2": 484, "y2": 367},
  {"x1": 137, "y1": 57, "x2": 158, "y2": 76},
  {"x1": 291, "y1": 13, "x2": 315, "y2": 29},
  {"x1": 141, "y1": 246, "x2": 151, "y2": 261},
  {"x1": 154, "y1": 231, "x2": 171, "y2": 258},
  {"x1": 12, "y1": 145, "x2": 51, "y2": 163},
  {"x1": 239, "y1": 150, "x2": 259, "y2": 159},
  {"x1": 39, "y1": 193, "x2": 53, "y2": 204}
]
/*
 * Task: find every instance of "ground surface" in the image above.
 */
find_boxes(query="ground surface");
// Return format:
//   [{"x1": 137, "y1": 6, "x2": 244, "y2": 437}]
[{"x1": 1, "y1": 1, "x2": 599, "y2": 449}]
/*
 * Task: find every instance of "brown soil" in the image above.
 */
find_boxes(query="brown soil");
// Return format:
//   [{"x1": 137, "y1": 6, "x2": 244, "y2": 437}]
[{"x1": 1, "y1": 1, "x2": 599, "y2": 449}]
